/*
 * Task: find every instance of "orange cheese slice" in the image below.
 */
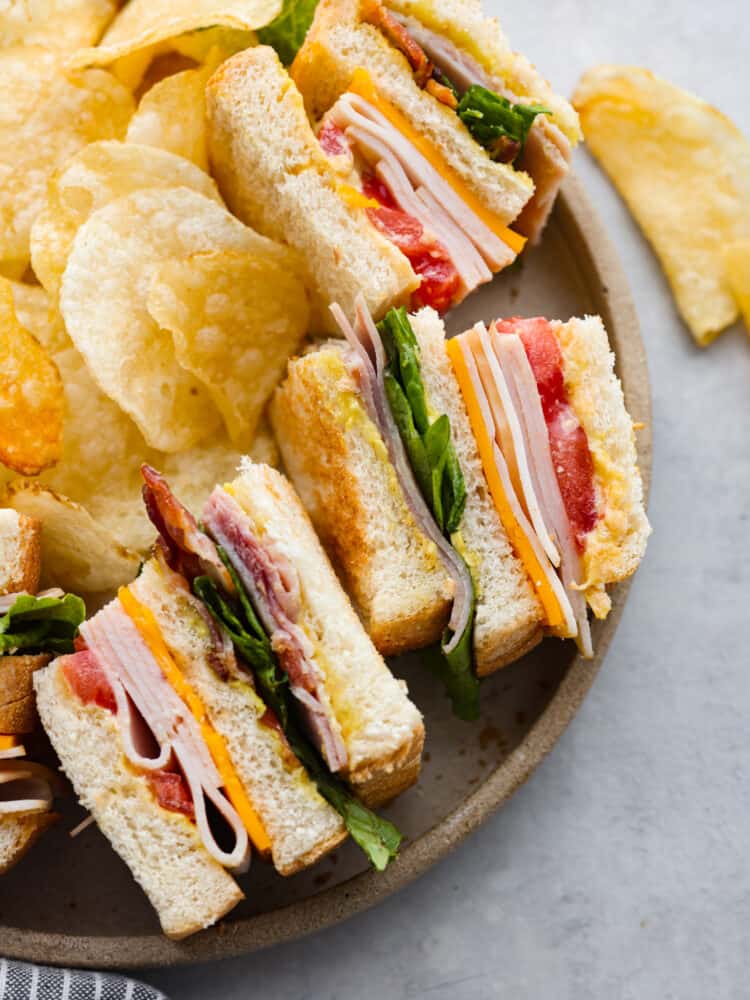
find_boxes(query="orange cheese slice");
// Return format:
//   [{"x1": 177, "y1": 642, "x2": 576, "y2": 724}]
[
  {"x1": 446, "y1": 336, "x2": 566, "y2": 628},
  {"x1": 348, "y1": 68, "x2": 527, "y2": 256},
  {"x1": 337, "y1": 181, "x2": 380, "y2": 210},
  {"x1": 118, "y1": 586, "x2": 271, "y2": 857},
  {"x1": 0, "y1": 735, "x2": 19, "y2": 751}
]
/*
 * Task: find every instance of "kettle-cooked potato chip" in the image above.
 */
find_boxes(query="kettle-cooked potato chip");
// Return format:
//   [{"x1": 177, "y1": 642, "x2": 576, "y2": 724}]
[
  {"x1": 0, "y1": 0, "x2": 116, "y2": 50},
  {"x1": 126, "y1": 66, "x2": 212, "y2": 170},
  {"x1": 60, "y1": 185, "x2": 290, "y2": 453},
  {"x1": 10, "y1": 281, "x2": 68, "y2": 353},
  {"x1": 30, "y1": 140, "x2": 220, "y2": 298},
  {"x1": 573, "y1": 65, "x2": 750, "y2": 345},
  {"x1": 0, "y1": 47, "x2": 134, "y2": 266},
  {"x1": 0, "y1": 279, "x2": 64, "y2": 476},
  {"x1": 15, "y1": 285, "x2": 278, "y2": 570},
  {"x1": 3, "y1": 480, "x2": 140, "y2": 596},
  {"x1": 148, "y1": 249, "x2": 309, "y2": 442},
  {"x1": 725, "y1": 240, "x2": 750, "y2": 332},
  {"x1": 71, "y1": 0, "x2": 280, "y2": 86}
]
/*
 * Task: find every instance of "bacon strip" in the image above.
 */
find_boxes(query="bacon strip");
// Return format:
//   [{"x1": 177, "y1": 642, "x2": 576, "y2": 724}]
[
  {"x1": 202, "y1": 489, "x2": 348, "y2": 774},
  {"x1": 364, "y1": 2, "x2": 433, "y2": 86},
  {"x1": 331, "y1": 297, "x2": 473, "y2": 655},
  {"x1": 82, "y1": 600, "x2": 250, "y2": 872}
]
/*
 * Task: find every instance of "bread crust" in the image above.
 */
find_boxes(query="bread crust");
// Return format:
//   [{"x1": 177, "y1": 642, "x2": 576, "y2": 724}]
[
  {"x1": 0, "y1": 653, "x2": 51, "y2": 733},
  {"x1": 0, "y1": 511, "x2": 42, "y2": 596}
]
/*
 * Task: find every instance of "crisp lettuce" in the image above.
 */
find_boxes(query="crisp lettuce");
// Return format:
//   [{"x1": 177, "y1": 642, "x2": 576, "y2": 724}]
[
  {"x1": 257, "y1": 0, "x2": 319, "y2": 66},
  {"x1": 457, "y1": 85, "x2": 550, "y2": 161},
  {"x1": 379, "y1": 308, "x2": 480, "y2": 721},
  {"x1": 0, "y1": 592, "x2": 85, "y2": 656},
  {"x1": 194, "y1": 562, "x2": 402, "y2": 870}
]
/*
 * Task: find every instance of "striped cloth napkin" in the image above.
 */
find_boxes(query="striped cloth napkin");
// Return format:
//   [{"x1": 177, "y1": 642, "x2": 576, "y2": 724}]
[{"x1": 0, "y1": 961, "x2": 167, "y2": 999}]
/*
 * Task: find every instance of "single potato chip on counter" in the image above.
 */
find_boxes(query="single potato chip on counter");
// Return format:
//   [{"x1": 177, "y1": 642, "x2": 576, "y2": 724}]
[
  {"x1": 2, "y1": 480, "x2": 140, "y2": 597},
  {"x1": 125, "y1": 65, "x2": 213, "y2": 169},
  {"x1": 148, "y1": 249, "x2": 309, "y2": 442},
  {"x1": 0, "y1": 0, "x2": 116, "y2": 50},
  {"x1": 30, "y1": 140, "x2": 221, "y2": 299},
  {"x1": 725, "y1": 241, "x2": 750, "y2": 331},
  {"x1": 60, "y1": 186, "x2": 293, "y2": 453},
  {"x1": 0, "y1": 279, "x2": 63, "y2": 476},
  {"x1": 0, "y1": 47, "x2": 134, "y2": 266},
  {"x1": 70, "y1": 0, "x2": 281, "y2": 87},
  {"x1": 573, "y1": 65, "x2": 750, "y2": 345}
]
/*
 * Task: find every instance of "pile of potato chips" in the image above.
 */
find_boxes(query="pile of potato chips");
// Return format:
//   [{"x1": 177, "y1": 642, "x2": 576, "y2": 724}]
[{"x1": 0, "y1": 0, "x2": 308, "y2": 600}]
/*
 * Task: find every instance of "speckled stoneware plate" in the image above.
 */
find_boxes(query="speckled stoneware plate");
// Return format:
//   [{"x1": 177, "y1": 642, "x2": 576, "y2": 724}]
[{"x1": 0, "y1": 174, "x2": 651, "y2": 969}]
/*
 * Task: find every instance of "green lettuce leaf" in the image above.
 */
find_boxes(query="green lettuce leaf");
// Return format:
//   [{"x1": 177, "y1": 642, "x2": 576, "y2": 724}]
[
  {"x1": 457, "y1": 85, "x2": 550, "y2": 161},
  {"x1": 0, "y1": 592, "x2": 85, "y2": 656},
  {"x1": 193, "y1": 567, "x2": 402, "y2": 870},
  {"x1": 379, "y1": 308, "x2": 466, "y2": 534},
  {"x1": 257, "y1": 0, "x2": 319, "y2": 66}
]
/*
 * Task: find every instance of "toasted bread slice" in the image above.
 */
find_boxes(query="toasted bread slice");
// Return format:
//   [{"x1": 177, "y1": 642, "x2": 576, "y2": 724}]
[
  {"x1": 206, "y1": 46, "x2": 417, "y2": 326},
  {"x1": 129, "y1": 559, "x2": 347, "y2": 875},
  {"x1": 34, "y1": 660, "x2": 243, "y2": 939},
  {"x1": 0, "y1": 510, "x2": 41, "y2": 596},
  {"x1": 0, "y1": 654, "x2": 51, "y2": 733},
  {"x1": 554, "y1": 315, "x2": 651, "y2": 617},
  {"x1": 292, "y1": 0, "x2": 533, "y2": 226},
  {"x1": 228, "y1": 463, "x2": 425, "y2": 807},
  {"x1": 0, "y1": 811, "x2": 56, "y2": 875},
  {"x1": 271, "y1": 342, "x2": 452, "y2": 655}
]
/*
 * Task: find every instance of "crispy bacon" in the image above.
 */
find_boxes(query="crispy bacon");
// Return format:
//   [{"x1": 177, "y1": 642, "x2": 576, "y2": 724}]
[
  {"x1": 495, "y1": 318, "x2": 598, "y2": 547},
  {"x1": 148, "y1": 768, "x2": 195, "y2": 821},
  {"x1": 425, "y1": 76, "x2": 458, "y2": 109},
  {"x1": 364, "y1": 1, "x2": 433, "y2": 86},
  {"x1": 141, "y1": 464, "x2": 234, "y2": 594},
  {"x1": 202, "y1": 489, "x2": 348, "y2": 773}
]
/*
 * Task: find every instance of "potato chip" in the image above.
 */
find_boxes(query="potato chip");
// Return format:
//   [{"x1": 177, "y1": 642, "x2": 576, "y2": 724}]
[
  {"x1": 126, "y1": 66, "x2": 212, "y2": 170},
  {"x1": 0, "y1": 0, "x2": 116, "y2": 50},
  {"x1": 9, "y1": 281, "x2": 68, "y2": 354},
  {"x1": 71, "y1": 0, "x2": 280, "y2": 85},
  {"x1": 573, "y1": 65, "x2": 750, "y2": 345},
  {"x1": 0, "y1": 278, "x2": 63, "y2": 476},
  {"x1": 0, "y1": 261, "x2": 29, "y2": 281},
  {"x1": 12, "y1": 291, "x2": 277, "y2": 567},
  {"x1": 0, "y1": 47, "x2": 134, "y2": 266},
  {"x1": 725, "y1": 240, "x2": 750, "y2": 332},
  {"x1": 60, "y1": 185, "x2": 290, "y2": 452},
  {"x1": 148, "y1": 249, "x2": 309, "y2": 441},
  {"x1": 30, "y1": 140, "x2": 220, "y2": 298},
  {"x1": 3, "y1": 480, "x2": 140, "y2": 596}
]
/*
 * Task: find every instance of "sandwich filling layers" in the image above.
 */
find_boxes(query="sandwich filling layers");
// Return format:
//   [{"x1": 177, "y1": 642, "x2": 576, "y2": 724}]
[{"x1": 316, "y1": 68, "x2": 524, "y2": 312}]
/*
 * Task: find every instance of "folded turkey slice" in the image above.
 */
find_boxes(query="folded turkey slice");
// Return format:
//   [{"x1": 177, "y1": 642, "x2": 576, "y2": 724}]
[
  {"x1": 82, "y1": 600, "x2": 250, "y2": 873},
  {"x1": 0, "y1": 759, "x2": 55, "y2": 815}
]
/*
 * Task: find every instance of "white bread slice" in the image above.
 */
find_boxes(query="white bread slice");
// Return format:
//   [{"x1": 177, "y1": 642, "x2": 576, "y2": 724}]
[
  {"x1": 227, "y1": 463, "x2": 425, "y2": 807},
  {"x1": 0, "y1": 653, "x2": 50, "y2": 734},
  {"x1": 0, "y1": 811, "x2": 55, "y2": 875},
  {"x1": 34, "y1": 660, "x2": 243, "y2": 939},
  {"x1": 0, "y1": 510, "x2": 41, "y2": 596},
  {"x1": 206, "y1": 46, "x2": 418, "y2": 326},
  {"x1": 270, "y1": 343, "x2": 452, "y2": 655},
  {"x1": 387, "y1": 0, "x2": 582, "y2": 145},
  {"x1": 291, "y1": 0, "x2": 533, "y2": 224},
  {"x1": 409, "y1": 310, "x2": 543, "y2": 673},
  {"x1": 554, "y1": 316, "x2": 651, "y2": 617},
  {"x1": 129, "y1": 559, "x2": 347, "y2": 875}
]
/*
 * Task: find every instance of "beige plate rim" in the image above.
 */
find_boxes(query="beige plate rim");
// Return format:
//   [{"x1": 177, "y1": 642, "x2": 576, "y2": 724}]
[{"x1": 0, "y1": 173, "x2": 652, "y2": 969}]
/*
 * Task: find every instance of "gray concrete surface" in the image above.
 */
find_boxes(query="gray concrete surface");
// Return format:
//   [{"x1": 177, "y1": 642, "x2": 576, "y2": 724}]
[{"x1": 144, "y1": 2, "x2": 750, "y2": 996}]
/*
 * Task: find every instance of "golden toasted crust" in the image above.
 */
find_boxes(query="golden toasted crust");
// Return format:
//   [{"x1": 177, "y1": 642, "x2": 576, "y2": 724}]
[
  {"x1": 278, "y1": 825, "x2": 348, "y2": 876},
  {"x1": 0, "y1": 812, "x2": 57, "y2": 875},
  {"x1": 0, "y1": 511, "x2": 42, "y2": 596},
  {"x1": 474, "y1": 624, "x2": 543, "y2": 678},
  {"x1": 270, "y1": 345, "x2": 452, "y2": 656},
  {"x1": 347, "y1": 715, "x2": 425, "y2": 807},
  {"x1": 0, "y1": 654, "x2": 51, "y2": 733}
]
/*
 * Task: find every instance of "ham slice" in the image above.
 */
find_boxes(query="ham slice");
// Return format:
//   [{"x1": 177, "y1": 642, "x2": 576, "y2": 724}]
[
  {"x1": 82, "y1": 600, "x2": 250, "y2": 872},
  {"x1": 331, "y1": 93, "x2": 515, "y2": 270},
  {"x1": 490, "y1": 332, "x2": 592, "y2": 656},
  {"x1": 330, "y1": 297, "x2": 473, "y2": 655},
  {"x1": 386, "y1": 10, "x2": 572, "y2": 242},
  {"x1": 202, "y1": 489, "x2": 348, "y2": 774}
]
